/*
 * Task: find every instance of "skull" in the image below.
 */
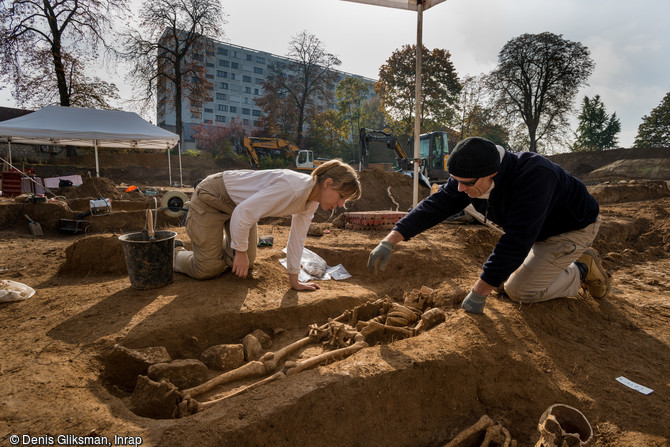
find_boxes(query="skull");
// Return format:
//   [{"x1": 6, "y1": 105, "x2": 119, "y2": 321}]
[{"x1": 535, "y1": 404, "x2": 593, "y2": 447}]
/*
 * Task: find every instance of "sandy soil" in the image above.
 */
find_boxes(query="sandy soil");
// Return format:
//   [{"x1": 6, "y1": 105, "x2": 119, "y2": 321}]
[{"x1": 1, "y1": 150, "x2": 669, "y2": 447}]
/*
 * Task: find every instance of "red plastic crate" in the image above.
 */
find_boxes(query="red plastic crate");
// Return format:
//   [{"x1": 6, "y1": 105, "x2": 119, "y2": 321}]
[{"x1": 1, "y1": 171, "x2": 23, "y2": 197}]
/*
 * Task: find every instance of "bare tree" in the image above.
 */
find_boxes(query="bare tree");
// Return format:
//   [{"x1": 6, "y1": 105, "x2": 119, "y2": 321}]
[
  {"x1": 0, "y1": 0, "x2": 127, "y2": 108},
  {"x1": 122, "y1": 0, "x2": 225, "y2": 143},
  {"x1": 487, "y1": 32, "x2": 594, "y2": 153},
  {"x1": 258, "y1": 31, "x2": 341, "y2": 146},
  {"x1": 458, "y1": 74, "x2": 509, "y2": 147}
]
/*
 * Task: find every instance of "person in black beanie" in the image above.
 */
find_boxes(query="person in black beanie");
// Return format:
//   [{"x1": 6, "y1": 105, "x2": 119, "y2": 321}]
[{"x1": 367, "y1": 136, "x2": 610, "y2": 314}]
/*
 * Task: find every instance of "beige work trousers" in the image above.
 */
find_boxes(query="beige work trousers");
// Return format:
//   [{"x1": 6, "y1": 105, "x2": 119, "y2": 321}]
[
  {"x1": 174, "y1": 173, "x2": 257, "y2": 279},
  {"x1": 503, "y1": 220, "x2": 601, "y2": 303}
]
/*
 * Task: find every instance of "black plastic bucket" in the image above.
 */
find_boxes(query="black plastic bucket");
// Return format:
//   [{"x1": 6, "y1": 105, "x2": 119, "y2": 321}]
[{"x1": 119, "y1": 230, "x2": 177, "y2": 289}]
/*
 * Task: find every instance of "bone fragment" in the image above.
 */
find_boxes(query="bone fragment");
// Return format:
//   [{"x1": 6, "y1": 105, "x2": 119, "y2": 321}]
[
  {"x1": 260, "y1": 336, "x2": 314, "y2": 371},
  {"x1": 198, "y1": 371, "x2": 286, "y2": 411},
  {"x1": 284, "y1": 340, "x2": 368, "y2": 376},
  {"x1": 443, "y1": 414, "x2": 495, "y2": 447},
  {"x1": 481, "y1": 424, "x2": 512, "y2": 447},
  {"x1": 183, "y1": 360, "x2": 266, "y2": 398}
]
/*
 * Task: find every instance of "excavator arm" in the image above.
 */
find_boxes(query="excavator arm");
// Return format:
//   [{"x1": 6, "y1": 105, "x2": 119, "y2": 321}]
[
  {"x1": 359, "y1": 128, "x2": 410, "y2": 171},
  {"x1": 243, "y1": 137, "x2": 262, "y2": 169},
  {"x1": 242, "y1": 136, "x2": 315, "y2": 171}
]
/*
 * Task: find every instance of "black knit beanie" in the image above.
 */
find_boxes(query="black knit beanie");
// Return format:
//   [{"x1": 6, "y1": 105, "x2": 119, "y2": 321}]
[{"x1": 447, "y1": 137, "x2": 500, "y2": 178}]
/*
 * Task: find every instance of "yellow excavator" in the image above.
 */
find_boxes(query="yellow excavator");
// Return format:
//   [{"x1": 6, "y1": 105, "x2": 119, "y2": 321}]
[
  {"x1": 243, "y1": 137, "x2": 326, "y2": 171},
  {"x1": 359, "y1": 127, "x2": 451, "y2": 188}
]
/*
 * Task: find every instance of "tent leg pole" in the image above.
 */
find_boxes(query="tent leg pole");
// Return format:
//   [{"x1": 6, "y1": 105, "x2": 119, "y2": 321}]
[
  {"x1": 94, "y1": 140, "x2": 100, "y2": 177},
  {"x1": 7, "y1": 140, "x2": 11, "y2": 168},
  {"x1": 178, "y1": 142, "x2": 183, "y2": 187},
  {"x1": 412, "y1": 3, "x2": 423, "y2": 208},
  {"x1": 168, "y1": 146, "x2": 172, "y2": 186}
]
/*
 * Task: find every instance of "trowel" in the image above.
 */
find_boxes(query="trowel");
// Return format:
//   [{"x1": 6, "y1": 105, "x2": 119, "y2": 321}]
[
  {"x1": 25, "y1": 214, "x2": 43, "y2": 236},
  {"x1": 144, "y1": 208, "x2": 155, "y2": 241}
]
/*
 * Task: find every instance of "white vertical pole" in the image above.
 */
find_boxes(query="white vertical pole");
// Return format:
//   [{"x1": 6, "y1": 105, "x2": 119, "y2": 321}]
[
  {"x1": 178, "y1": 142, "x2": 183, "y2": 187},
  {"x1": 94, "y1": 140, "x2": 100, "y2": 177},
  {"x1": 412, "y1": 2, "x2": 423, "y2": 208},
  {"x1": 7, "y1": 139, "x2": 11, "y2": 167},
  {"x1": 168, "y1": 146, "x2": 172, "y2": 186}
]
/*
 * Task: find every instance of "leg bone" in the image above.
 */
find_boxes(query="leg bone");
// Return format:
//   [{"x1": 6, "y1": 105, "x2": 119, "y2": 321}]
[
  {"x1": 284, "y1": 339, "x2": 368, "y2": 376},
  {"x1": 443, "y1": 415, "x2": 495, "y2": 447}
]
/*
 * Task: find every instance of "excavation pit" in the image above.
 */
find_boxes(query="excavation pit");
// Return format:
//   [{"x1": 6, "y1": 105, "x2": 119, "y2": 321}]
[{"x1": 1, "y1": 168, "x2": 669, "y2": 446}]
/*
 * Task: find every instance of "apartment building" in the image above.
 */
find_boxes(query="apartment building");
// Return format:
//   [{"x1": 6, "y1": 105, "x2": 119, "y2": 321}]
[{"x1": 156, "y1": 37, "x2": 375, "y2": 150}]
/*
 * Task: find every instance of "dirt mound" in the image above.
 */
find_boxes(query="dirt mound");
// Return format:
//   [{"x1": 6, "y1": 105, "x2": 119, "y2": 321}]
[
  {"x1": 59, "y1": 234, "x2": 127, "y2": 275},
  {"x1": 585, "y1": 159, "x2": 670, "y2": 183},
  {"x1": 60, "y1": 176, "x2": 123, "y2": 200},
  {"x1": 547, "y1": 147, "x2": 670, "y2": 181},
  {"x1": 589, "y1": 180, "x2": 670, "y2": 204}
]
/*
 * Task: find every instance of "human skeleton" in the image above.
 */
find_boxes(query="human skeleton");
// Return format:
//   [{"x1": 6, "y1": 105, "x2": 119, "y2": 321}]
[{"x1": 131, "y1": 286, "x2": 445, "y2": 418}]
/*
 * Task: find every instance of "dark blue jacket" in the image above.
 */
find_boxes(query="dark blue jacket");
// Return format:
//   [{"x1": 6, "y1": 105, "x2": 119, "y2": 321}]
[{"x1": 393, "y1": 151, "x2": 599, "y2": 287}]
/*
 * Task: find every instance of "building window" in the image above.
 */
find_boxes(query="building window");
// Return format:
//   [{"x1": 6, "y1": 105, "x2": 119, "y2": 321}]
[
  {"x1": 243, "y1": 97, "x2": 249, "y2": 104},
  {"x1": 252, "y1": 110, "x2": 261, "y2": 117},
  {"x1": 218, "y1": 104, "x2": 228, "y2": 111},
  {"x1": 229, "y1": 95, "x2": 240, "y2": 102},
  {"x1": 216, "y1": 93, "x2": 226, "y2": 100},
  {"x1": 204, "y1": 108, "x2": 213, "y2": 113},
  {"x1": 204, "y1": 119, "x2": 212, "y2": 124},
  {"x1": 242, "y1": 108, "x2": 250, "y2": 115},
  {"x1": 254, "y1": 67, "x2": 264, "y2": 74},
  {"x1": 243, "y1": 119, "x2": 250, "y2": 125},
  {"x1": 217, "y1": 48, "x2": 228, "y2": 55},
  {"x1": 206, "y1": 62, "x2": 214, "y2": 67},
  {"x1": 255, "y1": 78, "x2": 264, "y2": 85},
  {"x1": 231, "y1": 73, "x2": 236, "y2": 80},
  {"x1": 230, "y1": 106, "x2": 237, "y2": 113},
  {"x1": 246, "y1": 54, "x2": 253, "y2": 61},
  {"x1": 205, "y1": 74, "x2": 214, "y2": 79},
  {"x1": 220, "y1": 82, "x2": 228, "y2": 89},
  {"x1": 215, "y1": 115, "x2": 226, "y2": 122},
  {"x1": 231, "y1": 62, "x2": 239, "y2": 69},
  {"x1": 256, "y1": 56, "x2": 265, "y2": 64},
  {"x1": 244, "y1": 87, "x2": 251, "y2": 94},
  {"x1": 216, "y1": 70, "x2": 227, "y2": 78},
  {"x1": 243, "y1": 75, "x2": 251, "y2": 83},
  {"x1": 254, "y1": 89, "x2": 259, "y2": 95},
  {"x1": 219, "y1": 59, "x2": 229, "y2": 67}
]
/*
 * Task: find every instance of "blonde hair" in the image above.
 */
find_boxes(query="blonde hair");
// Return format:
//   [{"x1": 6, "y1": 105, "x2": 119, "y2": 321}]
[{"x1": 312, "y1": 159, "x2": 362, "y2": 203}]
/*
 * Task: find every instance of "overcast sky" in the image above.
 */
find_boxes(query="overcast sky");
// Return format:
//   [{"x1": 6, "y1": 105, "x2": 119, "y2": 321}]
[{"x1": 2, "y1": 0, "x2": 668, "y2": 150}]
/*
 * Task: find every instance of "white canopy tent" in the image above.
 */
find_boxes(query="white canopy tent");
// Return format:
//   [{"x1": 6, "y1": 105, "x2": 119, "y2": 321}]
[
  {"x1": 342, "y1": 0, "x2": 447, "y2": 207},
  {"x1": 0, "y1": 105, "x2": 182, "y2": 185}
]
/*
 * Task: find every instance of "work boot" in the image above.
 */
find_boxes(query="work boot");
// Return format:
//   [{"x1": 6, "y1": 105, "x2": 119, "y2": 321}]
[
  {"x1": 174, "y1": 239, "x2": 184, "y2": 248},
  {"x1": 576, "y1": 248, "x2": 611, "y2": 298}
]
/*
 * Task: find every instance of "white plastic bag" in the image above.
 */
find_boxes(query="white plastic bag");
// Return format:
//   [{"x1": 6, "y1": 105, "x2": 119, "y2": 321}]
[
  {"x1": 0, "y1": 280, "x2": 36, "y2": 302},
  {"x1": 279, "y1": 247, "x2": 351, "y2": 281}
]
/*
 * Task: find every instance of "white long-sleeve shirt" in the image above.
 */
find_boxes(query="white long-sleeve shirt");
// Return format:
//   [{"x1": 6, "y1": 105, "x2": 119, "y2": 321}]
[{"x1": 222, "y1": 169, "x2": 318, "y2": 274}]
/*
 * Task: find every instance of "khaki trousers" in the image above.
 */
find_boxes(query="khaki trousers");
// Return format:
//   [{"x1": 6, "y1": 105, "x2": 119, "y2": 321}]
[
  {"x1": 503, "y1": 220, "x2": 601, "y2": 303},
  {"x1": 174, "y1": 173, "x2": 257, "y2": 279}
]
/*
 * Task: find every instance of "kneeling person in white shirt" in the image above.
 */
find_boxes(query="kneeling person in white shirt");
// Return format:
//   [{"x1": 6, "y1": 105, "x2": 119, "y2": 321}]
[{"x1": 174, "y1": 159, "x2": 361, "y2": 291}]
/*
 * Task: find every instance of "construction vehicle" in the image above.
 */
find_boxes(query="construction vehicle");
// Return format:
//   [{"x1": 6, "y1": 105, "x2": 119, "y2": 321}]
[
  {"x1": 359, "y1": 128, "x2": 451, "y2": 187},
  {"x1": 243, "y1": 136, "x2": 325, "y2": 171}
]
